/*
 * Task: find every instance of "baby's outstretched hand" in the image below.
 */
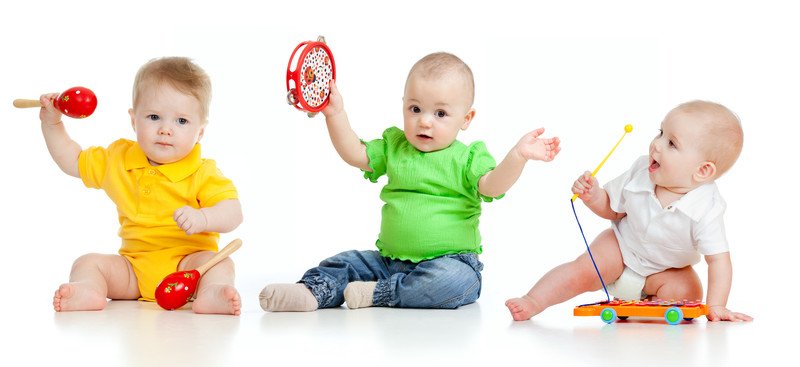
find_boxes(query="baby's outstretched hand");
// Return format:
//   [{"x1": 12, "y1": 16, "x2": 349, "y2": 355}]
[
  {"x1": 514, "y1": 127, "x2": 561, "y2": 162},
  {"x1": 173, "y1": 206, "x2": 208, "y2": 235},
  {"x1": 572, "y1": 171, "x2": 600, "y2": 202},
  {"x1": 707, "y1": 306, "x2": 753, "y2": 322},
  {"x1": 321, "y1": 80, "x2": 344, "y2": 118}
]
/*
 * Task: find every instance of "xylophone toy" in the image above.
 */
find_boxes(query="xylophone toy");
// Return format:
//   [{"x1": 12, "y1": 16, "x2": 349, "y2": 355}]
[{"x1": 574, "y1": 299, "x2": 709, "y2": 325}]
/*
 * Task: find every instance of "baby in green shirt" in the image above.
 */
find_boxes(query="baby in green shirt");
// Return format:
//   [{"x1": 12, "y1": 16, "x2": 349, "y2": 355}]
[{"x1": 260, "y1": 52, "x2": 560, "y2": 311}]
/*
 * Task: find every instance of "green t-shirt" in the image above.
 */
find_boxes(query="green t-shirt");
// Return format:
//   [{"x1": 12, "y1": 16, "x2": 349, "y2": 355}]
[{"x1": 362, "y1": 126, "x2": 501, "y2": 262}]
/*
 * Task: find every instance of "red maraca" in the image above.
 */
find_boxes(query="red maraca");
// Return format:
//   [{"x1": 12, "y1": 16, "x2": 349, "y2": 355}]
[
  {"x1": 155, "y1": 238, "x2": 242, "y2": 310},
  {"x1": 13, "y1": 86, "x2": 97, "y2": 119}
]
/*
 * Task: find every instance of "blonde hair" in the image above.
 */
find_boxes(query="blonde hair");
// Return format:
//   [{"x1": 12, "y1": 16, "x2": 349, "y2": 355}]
[
  {"x1": 407, "y1": 52, "x2": 475, "y2": 106},
  {"x1": 132, "y1": 57, "x2": 212, "y2": 121},
  {"x1": 673, "y1": 100, "x2": 743, "y2": 177}
]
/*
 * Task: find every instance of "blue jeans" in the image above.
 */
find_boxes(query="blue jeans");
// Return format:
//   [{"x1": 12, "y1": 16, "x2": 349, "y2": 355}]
[{"x1": 299, "y1": 250, "x2": 483, "y2": 309}]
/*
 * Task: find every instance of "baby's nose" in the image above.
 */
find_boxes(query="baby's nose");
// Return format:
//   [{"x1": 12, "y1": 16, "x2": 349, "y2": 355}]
[
  {"x1": 651, "y1": 141, "x2": 662, "y2": 153},
  {"x1": 419, "y1": 115, "x2": 433, "y2": 127}
]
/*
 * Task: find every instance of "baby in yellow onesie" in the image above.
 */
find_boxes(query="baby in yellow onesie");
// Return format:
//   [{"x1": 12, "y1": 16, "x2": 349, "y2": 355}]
[{"x1": 40, "y1": 57, "x2": 243, "y2": 315}]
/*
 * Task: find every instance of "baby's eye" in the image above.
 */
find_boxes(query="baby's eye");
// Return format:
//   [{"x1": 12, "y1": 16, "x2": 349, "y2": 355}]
[
  {"x1": 669, "y1": 140, "x2": 676, "y2": 148},
  {"x1": 177, "y1": 118, "x2": 189, "y2": 125},
  {"x1": 657, "y1": 129, "x2": 663, "y2": 137},
  {"x1": 410, "y1": 106, "x2": 421, "y2": 113},
  {"x1": 435, "y1": 110, "x2": 448, "y2": 118},
  {"x1": 147, "y1": 114, "x2": 160, "y2": 121}
]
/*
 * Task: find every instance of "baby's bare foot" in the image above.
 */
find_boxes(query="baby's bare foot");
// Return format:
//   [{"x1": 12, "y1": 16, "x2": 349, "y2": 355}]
[
  {"x1": 505, "y1": 295, "x2": 541, "y2": 321},
  {"x1": 53, "y1": 283, "x2": 107, "y2": 312},
  {"x1": 192, "y1": 284, "x2": 241, "y2": 316}
]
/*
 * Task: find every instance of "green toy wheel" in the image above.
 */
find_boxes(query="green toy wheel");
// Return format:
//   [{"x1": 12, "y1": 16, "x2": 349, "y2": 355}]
[
  {"x1": 664, "y1": 306, "x2": 684, "y2": 325},
  {"x1": 600, "y1": 307, "x2": 617, "y2": 324}
]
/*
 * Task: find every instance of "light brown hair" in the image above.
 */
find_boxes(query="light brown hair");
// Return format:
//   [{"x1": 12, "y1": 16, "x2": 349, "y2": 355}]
[
  {"x1": 132, "y1": 57, "x2": 212, "y2": 121},
  {"x1": 675, "y1": 100, "x2": 743, "y2": 177},
  {"x1": 407, "y1": 52, "x2": 475, "y2": 106}
]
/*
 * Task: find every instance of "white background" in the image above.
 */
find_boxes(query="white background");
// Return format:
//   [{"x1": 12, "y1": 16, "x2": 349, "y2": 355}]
[{"x1": 1, "y1": 0, "x2": 797, "y2": 365}]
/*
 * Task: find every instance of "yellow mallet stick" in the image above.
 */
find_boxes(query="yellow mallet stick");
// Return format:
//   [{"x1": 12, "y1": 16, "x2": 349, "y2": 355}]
[{"x1": 571, "y1": 124, "x2": 633, "y2": 202}]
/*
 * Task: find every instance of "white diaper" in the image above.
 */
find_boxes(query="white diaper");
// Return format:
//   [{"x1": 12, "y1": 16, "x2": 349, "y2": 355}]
[{"x1": 606, "y1": 267, "x2": 646, "y2": 300}]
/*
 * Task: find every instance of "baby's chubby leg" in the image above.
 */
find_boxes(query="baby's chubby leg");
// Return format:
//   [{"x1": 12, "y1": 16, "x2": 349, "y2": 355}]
[
  {"x1": 506, "y1": 228, "x2": 625, "y2": 321},
  {"x1": 53, "y1": 253, "x2": 140, "y2": 312},
  {"x1": 643, "y1": 266, "x2": 703, "y2": 301},
  {"x1": 180, "y1": 252, "x2": 241, "y2": 316},
  {"x1": 372, "y1": 254, "x2": 482, "y2": 309}
]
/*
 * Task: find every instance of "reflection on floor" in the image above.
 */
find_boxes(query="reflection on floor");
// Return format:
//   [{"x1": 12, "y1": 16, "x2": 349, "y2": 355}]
[{"x1": 7, "y1": 280, "x2": 775, "y2": 367}]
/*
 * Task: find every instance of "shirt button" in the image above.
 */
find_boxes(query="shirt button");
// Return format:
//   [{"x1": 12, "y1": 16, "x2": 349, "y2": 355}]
[
  {"x1": 148, "y1": 169, "x2": 156, "y2": 175},
  {"x1": 667, "y1": 205, "x2": 673, "y2": 210},
  {"x1": 143, "y1": 188, "x2": 151, "y2": 195}
]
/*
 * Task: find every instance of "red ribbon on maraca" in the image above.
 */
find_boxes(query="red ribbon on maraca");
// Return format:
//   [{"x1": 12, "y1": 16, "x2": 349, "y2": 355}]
[
  {"x1": 13, "y1": 86, "x2": 97, "y2": 119},
  {"x1": 155, "y1": 238, "x2": 243, "y2": 310}
]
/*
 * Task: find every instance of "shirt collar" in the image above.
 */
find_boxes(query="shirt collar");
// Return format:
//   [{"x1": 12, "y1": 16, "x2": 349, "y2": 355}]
[
  {"x1": 623, "y1": 165, "x2": 718, "y2": 222},
  {"x1": 623, "y1": 165, "x2": 655, "y2": 194},
  {"x1": 124, "y1": 143, "x2": 203, "y2": 182},
  {"x1": 671, "y1": 183, "x2": 719, "y2": 222}
]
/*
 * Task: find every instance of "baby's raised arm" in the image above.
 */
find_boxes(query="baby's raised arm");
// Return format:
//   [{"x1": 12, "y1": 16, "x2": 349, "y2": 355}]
[
  {"x1": 320, "y1": 81, "x2": 370, "y2": 171},
  {"x1": 39, "y1": 93, "x2": 81, "y2": 178},
  {"x1": 478, "y1": 128, "x2": 560, "y2": 198}
]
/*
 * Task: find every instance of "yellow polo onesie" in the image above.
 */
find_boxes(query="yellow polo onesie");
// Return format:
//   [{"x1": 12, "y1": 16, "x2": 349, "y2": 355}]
[{"x1": 78, "y1": 139, "x2": 238, "y2": 300}]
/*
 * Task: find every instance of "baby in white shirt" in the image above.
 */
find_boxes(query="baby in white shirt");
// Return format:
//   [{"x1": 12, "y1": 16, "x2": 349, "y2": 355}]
[{"x1": 506, "y1": 100, "x2": 752, "y2": 322}]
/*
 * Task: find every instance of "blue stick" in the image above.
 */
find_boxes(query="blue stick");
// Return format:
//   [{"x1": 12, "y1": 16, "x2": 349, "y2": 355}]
[{"x1": 570, "y1": 199, "x2": 611, "y2": 303}]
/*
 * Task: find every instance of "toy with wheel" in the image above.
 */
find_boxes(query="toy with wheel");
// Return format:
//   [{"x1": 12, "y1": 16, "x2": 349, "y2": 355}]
[
  {"x1": 286, "y1": 36, "x2": 336, "y2": 118},
  {"x1": 574, "y1": 299, "x2": 709, "y2": 325},
  {"x1": 13, "y1": 86, "x2": 97, "y2": 119}
]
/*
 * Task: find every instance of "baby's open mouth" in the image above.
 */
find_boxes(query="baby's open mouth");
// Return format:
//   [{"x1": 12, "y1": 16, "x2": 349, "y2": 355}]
[
  {"x1": 649, "y1": 158, "x2": 660, "y2": 172},
  {"x1": 417, "y1": 134, "x2": 432, "y2": 140}
]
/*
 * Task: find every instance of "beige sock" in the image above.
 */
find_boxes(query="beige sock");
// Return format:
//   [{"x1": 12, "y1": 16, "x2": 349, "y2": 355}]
[
  {"x1": 344, "y1": 281, "x2": 377, "y2": 309},
  {"x1": 259, "y1": 283, "x2": 318, "y2": 312}
]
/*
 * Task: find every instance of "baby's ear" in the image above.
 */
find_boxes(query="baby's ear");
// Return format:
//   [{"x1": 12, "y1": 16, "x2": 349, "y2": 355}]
[
  {"x1": 197, "y1": 123, "x2": 206, "y2": 142},
  {"x1": 129, "y1": 108, "x2": 136, "y2": 131},
  {"x1": 694, "y1": 161, "x2": 717, "y2": 183},
  {"x1": 461, "y1": 108, "x2": 476, "y2": 131}
]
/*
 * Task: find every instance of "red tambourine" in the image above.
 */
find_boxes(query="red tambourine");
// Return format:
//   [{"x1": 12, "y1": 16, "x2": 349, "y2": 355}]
[{"x1": 286, "y1": 36, "x2": 336, "y2": 117}]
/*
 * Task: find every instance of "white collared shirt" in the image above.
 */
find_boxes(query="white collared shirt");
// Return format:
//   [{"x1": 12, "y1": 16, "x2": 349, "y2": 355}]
[{"x1": 604, "y1": 156, "x2": 729, "y2": 277}]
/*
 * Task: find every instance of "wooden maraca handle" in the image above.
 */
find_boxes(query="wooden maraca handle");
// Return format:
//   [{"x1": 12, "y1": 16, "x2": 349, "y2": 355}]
[
  {"x1": 196, "y1": 238, "x2": 242, "y2": 275},
  {"x1": 13, "y1": 99, "x2": 42, "y2": 108}
]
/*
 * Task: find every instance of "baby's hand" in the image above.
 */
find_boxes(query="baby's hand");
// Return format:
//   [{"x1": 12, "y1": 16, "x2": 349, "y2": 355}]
[
  {"x1": 39, "y1": 93, "x2": 63, "y2": 126},
  {"x1": 707, "y1": 305, "x2": 753, "y2": 322},
  {"x1": 321, "y1": 80, "x2": 344, "y2": 118},
  {"x1": 173, "y1": 206, "x2": 208, "y2": 235},
  {"x1": 572, "y1": 171, "x2": 600, "y2": 202},
  {"x1": 514, "y1": 127, "x2": 561, "y2": 162}
]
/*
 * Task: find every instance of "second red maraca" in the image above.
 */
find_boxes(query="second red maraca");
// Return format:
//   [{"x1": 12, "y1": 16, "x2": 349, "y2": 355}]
[
  {"x1": 13, "y1": 86, "x2": 97, "y2": 119},
  {"x1": 155, "y1": 239, "x2": 243, "y2": 310}
]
